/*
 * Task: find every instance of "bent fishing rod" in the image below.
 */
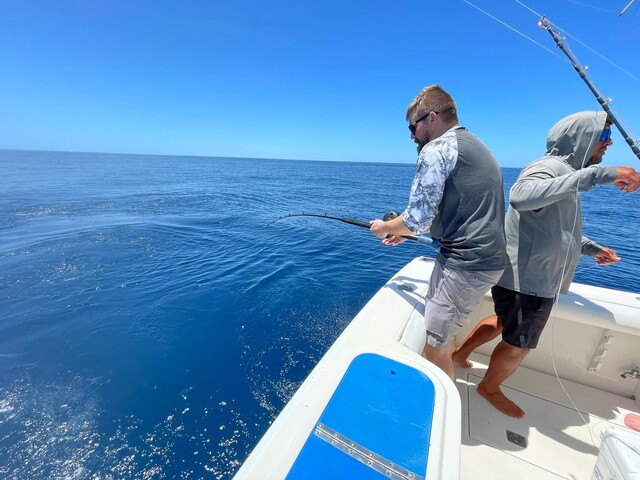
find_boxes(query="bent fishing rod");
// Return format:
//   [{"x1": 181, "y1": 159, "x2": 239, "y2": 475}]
[
  {"x1": 267, "y1": 212, "x2": 441, "y2": 250},
  {"x1": 539, "y1": 16, "x2": 640, "y2": 161}
]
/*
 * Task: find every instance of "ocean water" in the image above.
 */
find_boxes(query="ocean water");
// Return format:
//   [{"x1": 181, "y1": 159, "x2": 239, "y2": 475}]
[{"x1": 0, "y1": 150, "x2": 638, "y2": 479}]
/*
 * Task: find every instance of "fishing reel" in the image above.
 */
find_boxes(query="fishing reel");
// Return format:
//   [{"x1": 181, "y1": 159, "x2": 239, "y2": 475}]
[
  {"x1": 382, "y1": 210, "x2": 401, "y2": 240},
  {"x1": 382, "y1": 210, "x2": 401, "y2": 222}
]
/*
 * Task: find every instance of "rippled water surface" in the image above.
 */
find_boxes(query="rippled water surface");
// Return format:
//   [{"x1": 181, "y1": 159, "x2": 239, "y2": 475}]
[{"x1": 1, "y1": 150, "x2": 638, "y2": 478}]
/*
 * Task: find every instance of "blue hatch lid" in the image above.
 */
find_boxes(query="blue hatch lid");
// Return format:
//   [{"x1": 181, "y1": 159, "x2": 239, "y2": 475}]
[{"x1": 286, "y1": 353, "x2": 436, "y2": 479}]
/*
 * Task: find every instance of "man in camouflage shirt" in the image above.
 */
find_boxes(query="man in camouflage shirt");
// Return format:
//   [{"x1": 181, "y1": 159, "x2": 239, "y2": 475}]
[{"x1": 371, "y1": 85, "x2": 507, "y2": 379}]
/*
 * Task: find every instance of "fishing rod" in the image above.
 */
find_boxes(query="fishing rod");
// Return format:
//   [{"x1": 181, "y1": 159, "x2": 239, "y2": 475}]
[
  {"x1": 538, "y1": 16, "x2": 640, "y2": 161},
  {"x1": 267, "y1": 212, "x2": 441, "y2": 250},
  {"x1": 620, "y1": 0, "x2": 637, "y2": 16}
]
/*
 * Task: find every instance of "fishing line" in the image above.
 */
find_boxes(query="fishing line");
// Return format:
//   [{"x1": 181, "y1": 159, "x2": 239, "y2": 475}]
[
  {"x1": 515, "y1": 0, "x2": 640, "y2": 82},
  {"x1": 566, "y1": 0, "x2": 616, "y2": 15},
  {"x1": 460, "y1": 0, "x2": 639, "y2": 465},
  {"x1": 461, "y1": 0, "x2": 564, "y2": 60},
  {"x1": 547, "y1": 113, "x2": 637, "y2": 468},
  {"x1": 549, "y1": 117, "x2": 601, "y2": 449},
  {"x1": 546, "y1": 23, "x2": 639, "y2": 82},
  {"x1": 464, "y1": 0, "x2": 638, "y2": 447},
  {"x1": 461, "y1": 0, "x2": 640, "y2": 157},
  {"x1": 620, "y1": 0, "x2": 639, "y2": 16},
  {"x1": 533, "y1": 23, "x2": 640, "y2": 462},
  {"x1": 536, "y1": 13, "x2": 640, "y2": 163},
  {"x1": 538, "y1": 34, "x2": 638, "y2": 459},
  {"x1": 539, "y1": 17, "x2": 640, "y2": 161}
]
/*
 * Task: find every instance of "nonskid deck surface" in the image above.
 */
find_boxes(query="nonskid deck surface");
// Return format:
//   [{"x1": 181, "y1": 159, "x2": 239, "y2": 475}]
[{"x1": 456, "y1": 353, "x2": 640, "y2": 480}]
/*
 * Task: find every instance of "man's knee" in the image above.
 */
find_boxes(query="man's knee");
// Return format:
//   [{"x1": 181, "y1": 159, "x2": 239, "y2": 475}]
[
  {"x1": 495, "y1": 340, "x2": 530, "y2": 361},
  {"x1": 423, "y1": 341, "x2": 456, "y2": 360}
]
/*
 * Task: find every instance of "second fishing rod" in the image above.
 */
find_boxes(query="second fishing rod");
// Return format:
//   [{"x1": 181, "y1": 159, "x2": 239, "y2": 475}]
[{"x1": 539, "y1": 16, "x2": 640, "y2": 162}]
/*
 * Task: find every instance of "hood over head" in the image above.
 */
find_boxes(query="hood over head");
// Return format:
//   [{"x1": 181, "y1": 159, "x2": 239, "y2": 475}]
[{"x1": 545, "y1": 111, "x2": 607, "y2": 170}]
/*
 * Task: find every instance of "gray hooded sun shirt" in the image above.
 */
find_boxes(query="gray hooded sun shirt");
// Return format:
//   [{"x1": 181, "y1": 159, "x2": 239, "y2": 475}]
[{"x1": 498, "y1": 111, "x2": 618, "y2": 298}]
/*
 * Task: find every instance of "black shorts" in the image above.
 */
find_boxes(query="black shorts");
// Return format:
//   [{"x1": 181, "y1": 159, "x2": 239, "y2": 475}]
[{"x1": 491, "y1": 285, "x2": 555, "y2": 349}]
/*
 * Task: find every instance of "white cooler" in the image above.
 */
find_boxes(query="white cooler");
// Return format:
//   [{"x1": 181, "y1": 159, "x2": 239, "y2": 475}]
[{"x1": 591, "y1": 427, "x2": 640, "y2": 480}]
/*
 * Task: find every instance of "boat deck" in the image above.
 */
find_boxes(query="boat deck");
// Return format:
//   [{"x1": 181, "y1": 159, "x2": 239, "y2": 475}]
[
  {"x1": 234, "y1": 257, "x2": 640, "y2": 479},
  {"x1": 457, "y1": 352, "x2": 640, "y2": 480}
]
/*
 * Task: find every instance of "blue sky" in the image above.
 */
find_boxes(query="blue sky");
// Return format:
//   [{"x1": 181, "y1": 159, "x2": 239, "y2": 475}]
[{"x1": 1, "y1": 0, "x2": 639, "y2": 167}]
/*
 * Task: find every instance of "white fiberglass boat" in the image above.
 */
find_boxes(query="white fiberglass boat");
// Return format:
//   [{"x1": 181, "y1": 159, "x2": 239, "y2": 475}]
[{"x1": 234, "y1": 257, "x2": 640, "y2": 479}]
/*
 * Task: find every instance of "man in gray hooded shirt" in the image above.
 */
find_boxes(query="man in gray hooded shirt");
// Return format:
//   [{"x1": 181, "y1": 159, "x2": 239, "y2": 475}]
[{"x1": 452, "y1": 110, "x2": 640, "y2": 418}]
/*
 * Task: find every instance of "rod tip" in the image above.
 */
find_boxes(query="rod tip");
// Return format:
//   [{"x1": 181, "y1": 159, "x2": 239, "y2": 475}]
[{"x1": 538, "y1": 15, "x2": 549, "y2": 29}]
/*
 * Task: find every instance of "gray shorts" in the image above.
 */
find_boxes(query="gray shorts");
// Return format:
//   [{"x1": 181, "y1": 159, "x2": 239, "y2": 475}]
[{"x1": 425, "y1": 262, "x2": 504, "y2": 349}]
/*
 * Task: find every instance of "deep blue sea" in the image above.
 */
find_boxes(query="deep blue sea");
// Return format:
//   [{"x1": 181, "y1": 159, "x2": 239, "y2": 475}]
[{"x1": 1, "y1": 150, "x2": 639, "y2": 479}]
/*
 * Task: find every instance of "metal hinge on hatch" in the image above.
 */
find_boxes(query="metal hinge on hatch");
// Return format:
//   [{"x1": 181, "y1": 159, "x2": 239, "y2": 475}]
[{"x1": 314, "y1": 423, "x2": 424, "y2": 480}]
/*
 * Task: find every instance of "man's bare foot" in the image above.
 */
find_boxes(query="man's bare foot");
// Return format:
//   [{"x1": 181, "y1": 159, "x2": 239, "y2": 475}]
[
  {"x1": 452, "y1": 350, "x2": 472, "y2": 368},
  {"x1": 625, "y1": 413, "x2": 640, "y2": 432},
  {"x1": 477, "y1": 381, "x2": 525, "y2": 419}
]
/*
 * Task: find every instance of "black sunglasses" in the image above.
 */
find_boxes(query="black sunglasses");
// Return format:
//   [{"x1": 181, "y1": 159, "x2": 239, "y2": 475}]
[{"x1": 408, "y1": 111, "x2": 437, "y2": 134}]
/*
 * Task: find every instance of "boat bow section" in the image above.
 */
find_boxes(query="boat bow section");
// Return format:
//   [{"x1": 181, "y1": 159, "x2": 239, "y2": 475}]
[{"x1": 234, "y1": 257, "x2": 460, "y2": 480}]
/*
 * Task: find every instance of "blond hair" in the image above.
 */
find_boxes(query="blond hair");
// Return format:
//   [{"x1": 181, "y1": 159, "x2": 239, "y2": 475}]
[{"x1": 406, "y1": 85, "x2": 458, "y2": 123}]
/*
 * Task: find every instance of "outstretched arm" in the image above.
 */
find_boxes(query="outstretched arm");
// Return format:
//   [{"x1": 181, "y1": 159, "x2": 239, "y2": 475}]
[
  {"x1": 611, "y1": 166, "x2": 640, "y2": 192},
  {"x1": 594, "y1": 247, "x2": 620, "y2": 265},
  {"x1": 510, "y1": 164, "x2": 618, "y2": 212},
  {"x1": 582, "y1": 236, "x2": 620, "y2": 265}
]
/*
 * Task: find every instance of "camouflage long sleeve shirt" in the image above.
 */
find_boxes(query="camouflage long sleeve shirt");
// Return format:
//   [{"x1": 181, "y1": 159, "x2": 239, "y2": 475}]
[{"x1": 402, "y1": 127, "x2": 459, "y2": 234}]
